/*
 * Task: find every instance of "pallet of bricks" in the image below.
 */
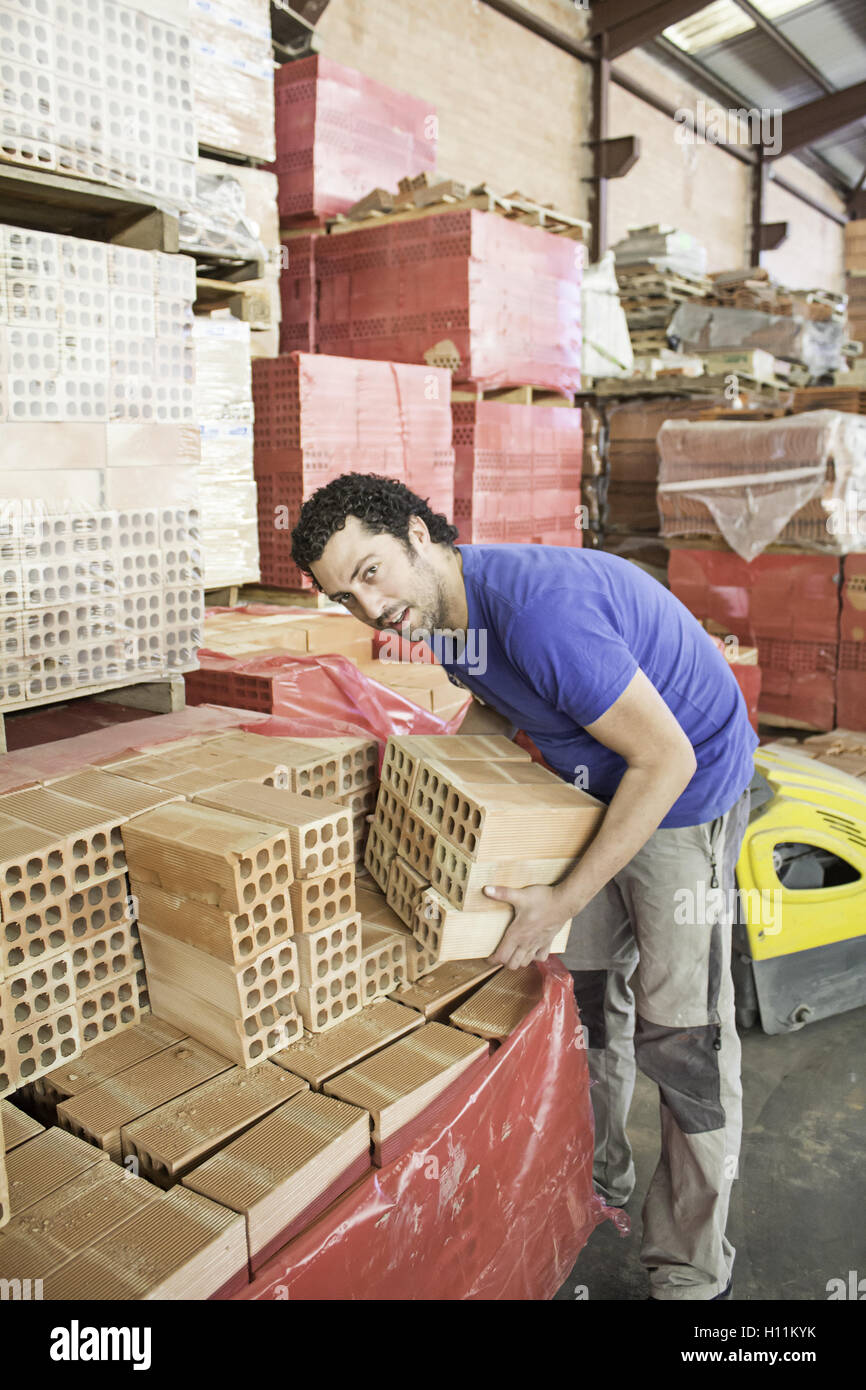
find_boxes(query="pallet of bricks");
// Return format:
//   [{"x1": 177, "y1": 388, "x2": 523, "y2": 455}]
[
  {"x1": 844, "y1": 220, "x2": 866, "y2": 356},
  {"x1": 0, "y1": 728, "x2": 596, "y2": 1290},
  {"x1": 0, "y1": 223, "x2": 202, "y2": 717},
  {"x1": 186, "y1": 600, "x2": 469, "y2": 724},
  {"x1": 658, "y1": 410, "x2": 866, "y2": 731}
]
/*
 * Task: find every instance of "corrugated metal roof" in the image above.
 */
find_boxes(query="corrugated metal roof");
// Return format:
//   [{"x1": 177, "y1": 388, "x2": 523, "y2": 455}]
[{"x1": 659, "y1": 0, "x2": 866, "y2": 194}]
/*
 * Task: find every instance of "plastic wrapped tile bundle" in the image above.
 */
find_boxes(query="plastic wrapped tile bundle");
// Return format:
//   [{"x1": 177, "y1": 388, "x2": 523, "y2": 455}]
[
  {"x1": 667, "y1": 302, "x2": 845, "y2": 377},
  {"x1": 315, "y1": 210, "x2": 583, "y2": 392},
  {"x1": 668, "y1": 549, "x2": 842, "y2": 732},
  {"x1": 452, "y1": 401, "x2": 583, "y2": 546},
  {"x1": 279, "y1": 233, "x2": 317, "y2": 354},
  {"x1": 188, "y1": 158, "x2": 282, "y2": 352},
  {"x1": 189, "y1": 0, "x2": 274, "y2": 162},
  {"x1": 581, "y1": 252, "x2": 634, "y2": 380},
  {"x1": 253, "y1": 353, "x2": 454, "y2": 589},
  {"x1": 274, "y1": 55, "x2": 437, "y2": 225},
  {"x1": 0, "y1": 225, "x2": 196, "y2": 425},
  {"x1": 192, "y1": 318, "x2": 260, "y2": 588},
  {"x1": 0, "y1": 0, "x2": 196, "y2": 208},
  {"x1": 657, "y1": 410, "x2": 866, "y2": 561}
]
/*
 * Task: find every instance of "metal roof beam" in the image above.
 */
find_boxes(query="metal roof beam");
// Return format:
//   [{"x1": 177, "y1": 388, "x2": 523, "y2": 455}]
[
  {"x1": 731, "y1": 0, "x2": 834, "y2": 96},
  {"x1": 772, "y1": 81, "x2": 866, "y2": 159},
  {"x1": 590, "y1": 1, "x2": 711, "y2": 59}
]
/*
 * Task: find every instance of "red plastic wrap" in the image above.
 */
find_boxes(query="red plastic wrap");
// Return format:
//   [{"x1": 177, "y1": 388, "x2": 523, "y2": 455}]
[
  {"x1": 669, "y1": 549, "x2": 840, "y2": 731},
  {"x1": 253, "y1": 354, "x2": 455, "y2": 590},
  {"x1": 453, "y1": 400, "x2": 583, "y2": 545},
  {"x1": 186, "y1": 649, "x2": 470, "y2": 744},
  {"x1": 274, "y1": 55, "x2": 437, "y2": 224},
  {"x1": 314, "y1": 209, "x2": 583, "y2": 392},
  {"x1": 229, "y1": 959, "x2": 623, "y2": 1301}
]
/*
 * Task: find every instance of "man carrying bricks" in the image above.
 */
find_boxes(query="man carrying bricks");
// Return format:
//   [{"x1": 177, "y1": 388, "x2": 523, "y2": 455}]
[{"x1": 291, "y1": 472, "x2": 758, "y2": 1303}]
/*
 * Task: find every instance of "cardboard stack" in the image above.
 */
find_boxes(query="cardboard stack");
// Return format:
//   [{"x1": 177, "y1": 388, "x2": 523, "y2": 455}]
[
  {"x1": 314, "y1": 209, "x2": 582, "y2": 393},
  {"x1": 189, "y1": 0, "x2": 274, "y2": 162},
  {"x1": 273, "y1": 55, "x2": 437, "y2": 225},
  {"x1": 451, "y1": 398, "x2": 583, "y2": 546},
  {"x1": 191, "y1": 318, "x2": 260, "y2": 588},
  {"x1": 0, "y1": 0, "x2": 195, "y2": 206},
  {"x1": 252, "y1": 353, "x2": 455, "y2": 590},
  {"x1": 367, "y1": 735, "x2": 603, "y2": 964}
]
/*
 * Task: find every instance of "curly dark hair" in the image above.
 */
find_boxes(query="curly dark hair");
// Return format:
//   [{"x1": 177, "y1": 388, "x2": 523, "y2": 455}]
[{"x1": 291, "y1": 472, "x2": 459, "y2": 582}]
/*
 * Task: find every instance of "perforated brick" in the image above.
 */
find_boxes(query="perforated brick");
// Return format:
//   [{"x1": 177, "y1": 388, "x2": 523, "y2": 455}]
[
  {"x1": 381, "y1": 737, "x2": 422, "y2": 803},
  {"x1": 431, "y1": 838, "x2": 576, "y2": 912},
  {"x1": 385, "y1": 855, "x2": 428, "y2": 928},
  {"x1": 294, "y1": 915, "x2": 361, "y2": 988},
  {"x1": 139, "y1": 925, "x2": 299, "y2": 1018},
  {"x1": 294, "y1": 972, "x2": 363, "y2": 1034},
  {"x1": 0, "y1": 787, "x2": 127, "y2": 884},
  {"x1": 11, "y1": 1005, "x2": 81, "y2": 1088},
  {"x1": 193, "y1": 781, "x2": 350, "y2": 880},
  {"x1": 337, "y1": 783, "x2": 378, "y2": 818},
  {"x1": 76, "y1": 969, "x2": 144, "y2": 1046},
  {"x1": 363, "y1": 822, "x2": 397, "y2": 893},
  {"x1": 139, "y1": 969, "x2": 302, "y2": 1069},
  {"x1": 2, "y1": 952, "x2": 74, "y2": 1031},
  {"x1": 438, "y1": 783, "x2": 605, "y2": 861},
  {"x1": 373, "y1": 782, "x2": 409, "y2": 846},
  {"x1": 289, "y1": 866, "x2": 355, "y2": 933},
  {"x1": 131, "y1": 877, "x2": 293, "y2": 965},
  {"x1": 0, "y1": 818, "x2": 69, "y2": 924},
  {"x1": 360, "y1": 924, "x2": 407, "y2": 1003},
  {"x1": 409, "y1": 758, "x2": 452, "y2": 828},
  {"x1": 398, "y1": 809, "x2": 437, "y2": 878},
  {"x1": 120, "y1": 802, "x2": 291, "y2": 914},
  {"x1": 67, "y1": 873, "x2": 133, "y2": 944},
  {"x1": 70, "y1": 920, "x2": 142, "y2": 996}
]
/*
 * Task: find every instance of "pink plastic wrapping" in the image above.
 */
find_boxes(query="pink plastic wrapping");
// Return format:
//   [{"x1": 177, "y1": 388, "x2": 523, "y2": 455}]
[
  {"x1": 453, "y1": 400, "x2": 583, "y2": 545},
  {"x1": 229, "y1": 959, "x2": 622, "y2": 1301},
  {"x1": 658, "y1": 409, "x2": 866, "y2": 560},
  {"x1": 273, "y1": 55, "x2": 437, "y2": 224},
  {"x1": 186, "y1": 650, "x2": 470, "y2": 745},
  {"x1": 253, "y1": 353, "x2": 455, "y2": 588},
  {"x1": 314, "y1": 209, "x2": 583, "y2": 392}
]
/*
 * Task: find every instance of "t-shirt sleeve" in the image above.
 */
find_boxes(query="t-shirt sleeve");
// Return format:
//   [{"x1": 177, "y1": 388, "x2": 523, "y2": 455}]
[{"x1": 504, "y1": 586, "x2": 639, "y2": 727}]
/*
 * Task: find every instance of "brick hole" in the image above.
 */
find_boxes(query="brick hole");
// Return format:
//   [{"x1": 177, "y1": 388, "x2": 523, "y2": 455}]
[
  {"x1": 315, "y1": 939, "x2": 327, "y2": 957},
  {"x1": 315, "y1": 1009, "x2": 327, "y2": 1028},
  {"x1": 72, "y1": 838, "x2": 87, "y2": 860},
  {"x1": 239, "y1": 858, "x2": 252, "y2": 881},
  {"x1": 466, "y1": 832, "x2": 478, "y2": 854},
  {"x1": 279, "y1": 971, "x2": 293, "y2": 991},
  {"x1": 332, "y1": 1000, "x2": 344, "y2": 1019},
  {"x1": 254, "y1": 927, "x2": 269, "y2": 949},
  {"x1": 238, "y1": 935, "x2": 254, "y2": 957},
  {"x1": 242, "y1": 884, "x2": 256, "y2": 904},
  {"x1": 314, "y1": 985, "x2": 327, "y2": 1005},
  {"x1": 242, "y1": 967, "x2": 256, "y2": 987},
  {"x1": 346, "y1": 993, "x2": 358, "y2": 1010},
  {"x1": 332, "y1": 950, "x2": 343, "y2": 971},
  {"x1": 274, "y1": 864, "x2": 288, "y2": 885},
  {"x1": 264, "y1": 979, "x2": 278, "y2": 1000},
  {"x1": 246, "y1": 988, "x2": 261, "y2": 1010}
]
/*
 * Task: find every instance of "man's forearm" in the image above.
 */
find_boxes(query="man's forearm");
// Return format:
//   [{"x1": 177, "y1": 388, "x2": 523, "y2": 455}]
[{"x1": 552, "y1": 757, "x2": 695, "y2": 919}]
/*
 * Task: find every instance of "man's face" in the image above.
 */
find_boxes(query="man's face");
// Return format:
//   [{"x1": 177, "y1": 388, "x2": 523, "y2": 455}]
[{"x1": 309, "y1": 515, "x2": 449, "y2": 635}]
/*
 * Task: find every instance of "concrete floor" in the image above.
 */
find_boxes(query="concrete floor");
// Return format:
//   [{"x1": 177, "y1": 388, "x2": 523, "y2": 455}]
[{"x1": 555, "y1": 1003, "x2": 866, "y2": 1301}]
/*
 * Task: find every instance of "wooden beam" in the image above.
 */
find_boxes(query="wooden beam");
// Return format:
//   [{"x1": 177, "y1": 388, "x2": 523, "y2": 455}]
[
  {"x1": 760, "y1": 221, "x2": 789, "y2": 251},
  {"x1": 750, "y1": 145, "x2": 766, "y2": 268},
  {"x1": 592, "y1": 1, "x2": 711, "y2": 58},
  {"x1": 771, "y1": 81, "x2": 866, "y2": 159},
  {"x1": 590, "y1": 33, "x2": 610, "y2": 262}
]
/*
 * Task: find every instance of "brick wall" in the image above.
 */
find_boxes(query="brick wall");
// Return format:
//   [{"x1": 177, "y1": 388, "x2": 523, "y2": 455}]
[{"x1": 315, "y1": 0, "x2": 845, "y2": 288}]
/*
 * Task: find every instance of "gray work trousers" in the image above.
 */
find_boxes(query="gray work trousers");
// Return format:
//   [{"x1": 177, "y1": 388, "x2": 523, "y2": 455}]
[{"x1": 563, "y1": 789, "x2": 751, "y2": 1300}]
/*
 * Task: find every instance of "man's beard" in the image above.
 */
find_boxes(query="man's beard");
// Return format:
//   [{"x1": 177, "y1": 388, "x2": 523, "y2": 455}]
[{"x1": 405, "y1": 549, "x2": 451, "y2": 637}]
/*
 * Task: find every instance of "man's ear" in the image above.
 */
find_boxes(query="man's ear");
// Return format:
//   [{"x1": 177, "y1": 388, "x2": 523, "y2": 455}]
[{"x1": 407, "y1": 513, "x2": 430, "y2": 548}]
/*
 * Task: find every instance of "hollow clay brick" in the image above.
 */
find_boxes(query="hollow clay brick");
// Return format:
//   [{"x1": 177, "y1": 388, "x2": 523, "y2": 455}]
[
  {"x1": 194, "y1": 781, "x2": 350, "y2": 879},
  {"x1": 272, "y1": 999, "x2": 424, "y2": 1089}
]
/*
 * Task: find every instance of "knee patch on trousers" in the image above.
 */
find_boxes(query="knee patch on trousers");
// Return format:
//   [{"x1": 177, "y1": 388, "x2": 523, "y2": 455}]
[
  {"x1": 634, "y1": 1015, "x2": 724, "y2": 1134},
  {"x1": 570, "y1": 970, "x2": 607, "y2": 1049}
]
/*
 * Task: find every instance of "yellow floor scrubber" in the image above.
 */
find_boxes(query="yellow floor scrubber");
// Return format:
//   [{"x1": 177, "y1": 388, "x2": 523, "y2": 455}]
[{"x1": 733, "y1": 744, "x2": 866, "y2": 1034}]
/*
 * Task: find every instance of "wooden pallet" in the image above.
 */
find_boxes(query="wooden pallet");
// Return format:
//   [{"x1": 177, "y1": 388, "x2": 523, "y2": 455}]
[
  {"x1": 0, "y1": 162, "x2": 179, "y2": 250},
  {"x1": 194, "y1": 277, "x2": 269, "y2": 322},
  {"x1": 328, "y1": 182, "x2": 590, "y2": 241},
  {"x1": 0, "y1": 675, "x2": 186, "y2": 754},
  {"x1": 593, "y1": 374, "x2": 794, "y2": 403},
  {"x1": 450, "y1": 384, "x2": 574, "y2": 407}
]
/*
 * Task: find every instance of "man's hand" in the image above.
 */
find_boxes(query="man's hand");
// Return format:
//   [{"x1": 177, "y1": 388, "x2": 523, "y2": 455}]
[{"x1": 483, "y1": 882, "x2": 567, "y2": 970}]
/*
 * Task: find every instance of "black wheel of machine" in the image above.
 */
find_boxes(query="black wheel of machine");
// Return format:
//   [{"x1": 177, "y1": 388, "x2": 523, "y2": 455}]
[{"x1": 731, "y1": 947, "x2": 760, "y2": 1032}]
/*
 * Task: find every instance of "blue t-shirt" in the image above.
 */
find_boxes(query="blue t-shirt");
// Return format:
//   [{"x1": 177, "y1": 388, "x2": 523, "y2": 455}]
[{"x1": 436, "y1": 544, "x2": 758, "y2": 830}]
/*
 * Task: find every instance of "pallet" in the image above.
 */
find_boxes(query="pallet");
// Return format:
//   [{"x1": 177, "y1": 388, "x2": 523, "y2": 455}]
[
  {"x1": 592, "y1": 374, "x2": 794, "y2": 402},
  {"x1": 194, "y1": 277, "x2": 268, "y2": 319},
  {"x1": 450, "y1": 384, "x2": 574, "y2": 407},
  {"x1": 0, "y1": 162, "x2": 179, "y2": 250},
  {"x1": 0, "y1": 676, "x2": 186, "y2": 754},
  {"x1": 329, "y1": 182, "x2": 590, "y2": 241}
]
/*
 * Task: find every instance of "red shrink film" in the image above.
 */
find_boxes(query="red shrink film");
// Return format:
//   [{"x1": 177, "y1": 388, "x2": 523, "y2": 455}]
[
  {"x1": 228, "y1": 959, "x2": 622, "y2": 1301},
  {"x1": 274, "y1": 55, "x2": 437, "y2": 224}
]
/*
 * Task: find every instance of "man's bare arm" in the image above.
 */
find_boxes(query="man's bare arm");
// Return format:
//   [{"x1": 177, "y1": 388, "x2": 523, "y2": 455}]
[{"x1": 485, "y1": 668, "x2": 697, "y2": 968}]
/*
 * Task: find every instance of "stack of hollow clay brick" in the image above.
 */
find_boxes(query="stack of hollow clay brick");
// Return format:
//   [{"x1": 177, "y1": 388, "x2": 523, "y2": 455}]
[
  {"x1": 110, "y1": 729, "x2": 381, "y2": 1047},
  {"x1": 366, "y1": 735, "x2": 604, "y2": 965},
  {"x1": 0, "y1": 769, "x2": 181, "y2": 1097}
]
